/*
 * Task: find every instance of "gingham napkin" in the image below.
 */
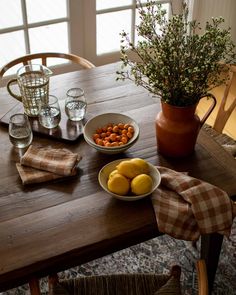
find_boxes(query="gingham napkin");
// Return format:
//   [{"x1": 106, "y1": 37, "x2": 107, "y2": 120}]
[
  {"x1": 151, "y1": 166, "x2": 236, "y2": 241},
  {"x1": 16, "y1": 145, "x2": 81, "y2": 185}
]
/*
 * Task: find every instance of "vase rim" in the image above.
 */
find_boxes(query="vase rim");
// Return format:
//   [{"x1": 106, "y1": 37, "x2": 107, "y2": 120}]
[{"x1": 161, "y1": 101, "x2": 198, "y2": 109}]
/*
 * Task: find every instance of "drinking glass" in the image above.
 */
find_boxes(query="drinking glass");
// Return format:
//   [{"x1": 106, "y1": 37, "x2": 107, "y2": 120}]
[
  {"x1": 39, "y1": 95, "x2": 61, "y2": 129},
  {"x1": 9, "y1": 113, "x2": 33, "y2": 148},
  {"x1": 65, "y1": 88, "x2": 87, "y2": 121}
]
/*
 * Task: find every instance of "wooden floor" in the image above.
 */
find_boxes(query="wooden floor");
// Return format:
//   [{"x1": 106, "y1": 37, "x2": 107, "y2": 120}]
[{"x1": 197, "y1": 84, "x2": 236, "y2": 140}]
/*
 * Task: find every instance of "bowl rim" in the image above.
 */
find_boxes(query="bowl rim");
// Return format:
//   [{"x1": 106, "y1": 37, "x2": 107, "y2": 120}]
[
  {"x1": 84, "y1": 112, "x2": 140, "y2": 149},
  {"x1": 98, "y1": 158, "x2": 161, "y2": 201}
]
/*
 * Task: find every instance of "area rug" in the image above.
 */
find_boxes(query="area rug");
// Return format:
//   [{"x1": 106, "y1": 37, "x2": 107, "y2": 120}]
[{"x1": 2, "y1": 218, "x2": 236, "y2": 295}]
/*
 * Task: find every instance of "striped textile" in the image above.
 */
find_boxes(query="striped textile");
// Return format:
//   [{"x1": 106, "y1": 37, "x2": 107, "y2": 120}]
[
  {"x1": 52, "y1": 273, "x2": 181, "y2": 295},
  {"x1": 16, "y1": 145, "x2": 81, "y2": 185},
  {"x1": 152, "y1": 166, "x2": 236, "y2": 241}
]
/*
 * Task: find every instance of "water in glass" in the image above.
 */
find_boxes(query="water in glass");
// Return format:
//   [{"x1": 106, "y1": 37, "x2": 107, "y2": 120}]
[
  {"x1": 65, "y1": 88, "x2": 87, "y2": 121},
  {"x1": 39, "y1": 95, "x2": 61, "y2": 129},
  {"x1": 65, "y1": 100, "x2": 87, "y2": 121},
  {"x1": 9, "y1": 114, "x2": 33, "y2": 148},
  {"x1": 39, "y1": 106, "x2": 61, "y2": 129}
]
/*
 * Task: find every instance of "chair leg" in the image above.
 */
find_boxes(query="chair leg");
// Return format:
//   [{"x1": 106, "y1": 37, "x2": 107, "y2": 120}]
[
  {"x1": 170, "y1": 265, "x2": 181, "y2": 279},
  {"x1": 196, "y1": 260, "x2": 208, "y2": 295},
  {"x1": 29, "y1": 277, "x2": 41, "y2": 295},
  {"x1": 48, "y1": 273, "x2": 59, "y2": 295}
]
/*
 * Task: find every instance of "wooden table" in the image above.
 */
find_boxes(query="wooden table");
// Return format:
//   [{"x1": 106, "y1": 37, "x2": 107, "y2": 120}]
[{"x1": 0, "y1": 63, "x2": 236, "y2": 293}]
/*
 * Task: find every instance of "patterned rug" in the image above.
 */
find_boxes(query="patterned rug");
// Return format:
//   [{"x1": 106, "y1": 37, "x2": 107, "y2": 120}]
[{"x1": 2, "y1": 218, "x2": 236, "y2": 295}]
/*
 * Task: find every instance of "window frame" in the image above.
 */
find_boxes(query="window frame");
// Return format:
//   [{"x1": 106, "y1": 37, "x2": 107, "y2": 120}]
[
  {"x1": 0, "y1": 0, "x2": 182, "y2": 83},
  {"x1": 82, "y1": 0, "x2": 182, "y2": 66},
  {"x1": 0, "y1": 0, "x2": 69, "y2": 54}
]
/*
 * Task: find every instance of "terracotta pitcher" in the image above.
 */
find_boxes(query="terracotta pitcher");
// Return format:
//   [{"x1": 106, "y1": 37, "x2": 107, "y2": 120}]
[{"x1": 155, "y1": 94, "x2": 217, "y2": 157}]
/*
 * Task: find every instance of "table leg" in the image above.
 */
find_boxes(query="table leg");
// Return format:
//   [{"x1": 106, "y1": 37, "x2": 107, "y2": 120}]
[
  {"x1": 200, "y1": 233, "x2": 223, "y2": 294},
  {"x1": 29, "y1": 277, "x2": 41, "y2": 295}
]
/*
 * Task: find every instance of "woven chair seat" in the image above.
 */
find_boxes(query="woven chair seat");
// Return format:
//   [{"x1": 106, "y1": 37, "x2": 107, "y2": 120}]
[
  {"x1": 51, "y1": 272, "x2": 181, "y2": 295},
  {"x1": 203, "y1": 124, "x2": 236, "y2": 158}
]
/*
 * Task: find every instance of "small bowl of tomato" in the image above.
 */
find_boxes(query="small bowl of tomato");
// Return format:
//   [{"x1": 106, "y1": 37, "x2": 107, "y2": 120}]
[{"x1": 83, "y1": 113, "x2": 140, "y2": 154}]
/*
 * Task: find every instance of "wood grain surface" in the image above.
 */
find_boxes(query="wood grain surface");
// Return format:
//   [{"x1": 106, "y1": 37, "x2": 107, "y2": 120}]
[{"x1": 0, "y1": 63, "x2": 236, "y2": 292}]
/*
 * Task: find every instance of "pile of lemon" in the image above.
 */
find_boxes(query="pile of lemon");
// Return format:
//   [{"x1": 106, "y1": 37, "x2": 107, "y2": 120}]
[{"x1": 107, "y1": 158, "x2": 153, "y2": 196}]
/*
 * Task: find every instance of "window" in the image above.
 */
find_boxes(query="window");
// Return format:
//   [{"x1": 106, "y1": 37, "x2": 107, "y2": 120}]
[
  {"x1": 84, "y1": 0, "x2": 174, "y2": 65},
  {"x1": 0, "y1": 0, "x2": 179, "y2": 79},
  {"x1": 96, "y1": 1, "x2": 172, "y2": 54},
  {"x1": 0, "y1": 0, "x2": 68, "y2": 71}
]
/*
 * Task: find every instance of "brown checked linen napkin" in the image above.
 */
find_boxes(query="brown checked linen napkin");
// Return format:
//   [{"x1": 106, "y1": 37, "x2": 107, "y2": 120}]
[
  {"x1": 151, "y1": 166, "x2": 236, "y2": 241},
  {"x1": 16, "y1": 145, "x2": 81, "y2": 185}
]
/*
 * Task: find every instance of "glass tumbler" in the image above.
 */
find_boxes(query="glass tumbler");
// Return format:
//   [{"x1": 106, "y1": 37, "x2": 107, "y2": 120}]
[
  {"x1": 65, "y1": 88, "x2": 87, "y2": 121},
  {"x1": 9, "y1": 113, "x2": 33, "y2": 148},
  {"x1": 39, "y1": 95, "x2": 61, "y2": 129}
]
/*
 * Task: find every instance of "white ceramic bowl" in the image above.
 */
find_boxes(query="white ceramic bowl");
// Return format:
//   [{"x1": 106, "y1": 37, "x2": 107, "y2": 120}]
[
  {"x1": 83, "y1": 113, "x2": 139, "y2": 154},
  {"x1": 98, "y1": 159, "x2": 161, "y2": 201}
]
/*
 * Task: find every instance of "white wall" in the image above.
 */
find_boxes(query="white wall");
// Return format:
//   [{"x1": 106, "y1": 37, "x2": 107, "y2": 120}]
[{"x1": 191, "y1": 0, "x2": 236, "y2": 44}]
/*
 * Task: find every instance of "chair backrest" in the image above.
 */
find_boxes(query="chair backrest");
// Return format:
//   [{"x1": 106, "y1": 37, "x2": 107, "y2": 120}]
[
  {"x1": 0, "y1": 52, "x2": 95, "y2": 78},
  {"x1": 28, "y1": 260, "x2": 208, "y2": 295},
  {"x1": 213, "y1": 65, "x2": 236, "y2": 133}
]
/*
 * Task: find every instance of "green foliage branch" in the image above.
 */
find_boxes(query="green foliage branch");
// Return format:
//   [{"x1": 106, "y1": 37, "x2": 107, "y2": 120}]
[{"x1": 117, "y1": 0, "x2": 236, "y2": 106}]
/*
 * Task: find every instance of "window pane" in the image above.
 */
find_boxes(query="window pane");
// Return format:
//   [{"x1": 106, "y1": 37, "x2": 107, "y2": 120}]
[
  {"x1": 26, "y1": 0, "x2": 67, "y2": 24},
  {"x1": 96, "y1": 0, "x2": 132, "y2": 10},
  {"x1": 0, "y1": 0, "x2": 23, "y2": 29},
  {"x1": 29, "y1": 23, "x2": 69, "y2": 66},
  {"x1": 0, "y1": 31, "x2": 26, "y2": 70},
  {"x1": 97, "y1": 10, "x2": 131, "y2": 55}
]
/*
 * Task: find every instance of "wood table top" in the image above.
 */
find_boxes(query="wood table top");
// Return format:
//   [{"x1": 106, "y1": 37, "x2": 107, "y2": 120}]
[{"x1": 0, "y1": 62, "x2": 236, "y2": 291}]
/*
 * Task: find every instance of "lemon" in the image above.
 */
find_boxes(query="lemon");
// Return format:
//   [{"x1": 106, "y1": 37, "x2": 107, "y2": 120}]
[
  {"x1": 109, "y1": 169, "x2": 118, "y2": 179},
  {"x1": 107, "y1": 173, "x2": 130, "y2": 195},
  {"x1": 116, "y1": 160, "x2": 142, "y2": 179},
  {"x1": 131, "y1": 174, "x2": 153, "y2": 195},
  {"x1": 130, "y1": 158, "x2": 149, "y2": 174}
]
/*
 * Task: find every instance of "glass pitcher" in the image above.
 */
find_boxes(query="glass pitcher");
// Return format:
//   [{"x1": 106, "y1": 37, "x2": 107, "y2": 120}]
[{"x1": 7, "y1": 64, "x2": 53, "y2": 117}]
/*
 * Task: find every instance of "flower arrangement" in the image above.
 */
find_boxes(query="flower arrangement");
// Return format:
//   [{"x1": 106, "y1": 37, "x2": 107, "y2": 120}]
[{"x1": 117, "y1": 0, "x2": 236, "y2": 107}]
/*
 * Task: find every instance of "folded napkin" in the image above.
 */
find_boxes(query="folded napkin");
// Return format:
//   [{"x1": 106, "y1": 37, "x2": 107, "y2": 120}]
[
  {"x1": 151, "y1": 166, "x2": 236, "y2": 241},
  {"x1": 16, "y1": 145, "x2": 81, "y2": 185}
]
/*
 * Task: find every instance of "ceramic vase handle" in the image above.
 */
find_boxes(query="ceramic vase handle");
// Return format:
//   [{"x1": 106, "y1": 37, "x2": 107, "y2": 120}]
[
  {"x1": 7, "y1": 79, "x2": 22, "y2": 102},
  {"x1": 199, "y1": 93, "x2": 217, "y2": 126}
]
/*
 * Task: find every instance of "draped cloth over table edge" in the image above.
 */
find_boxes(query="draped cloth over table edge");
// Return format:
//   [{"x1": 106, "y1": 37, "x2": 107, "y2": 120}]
[
  {"x1": 151, "y1": 166, "x2": 236, "y2": 241},
  {"x1": 16, "y1": 145, "x2": 81, "y2": 185}
]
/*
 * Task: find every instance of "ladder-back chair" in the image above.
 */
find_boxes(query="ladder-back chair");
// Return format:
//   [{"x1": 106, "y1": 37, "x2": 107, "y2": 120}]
[
  {"x1": 213, "y1": 65, "x2": 236, "y2": 133},
  {"x1": 0, "y1": 52, "x2": 95, "y2": 79},
  {"x1": 28, "y1": 260, "x2": 208, "y2": 295},
  {"x1": 203, "y1": 64, "x2": 236, "y2": 157}
]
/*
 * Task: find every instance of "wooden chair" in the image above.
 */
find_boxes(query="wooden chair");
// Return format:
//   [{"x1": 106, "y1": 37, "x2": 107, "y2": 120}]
[
  {"x1": 28, "y1": 260, "x2": 208, "y2": 295},
  {"x1": 213, "y1": 65, "x2": 236, "y2": 133},
  {"x1": 202, "y1": 64, "x2": 236, "y2": 158},
  {"x1": 0, "y1": 52, "x2": 95, "y2": 78}
]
